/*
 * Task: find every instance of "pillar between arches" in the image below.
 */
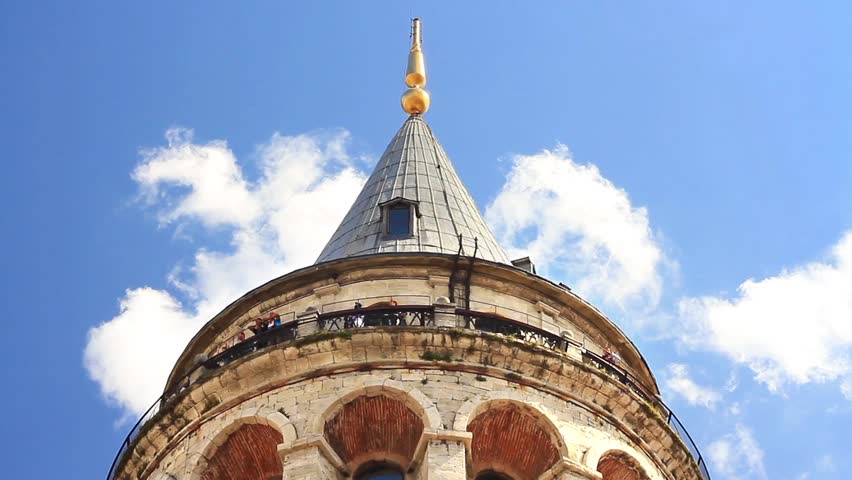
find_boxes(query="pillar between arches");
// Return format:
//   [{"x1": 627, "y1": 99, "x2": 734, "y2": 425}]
[
  {"x1": 412, "y1": 429, "x2": 471, "y2": 480},
  {"x1": 278, "y1": 435, "x2": 346, "y2": 480}
]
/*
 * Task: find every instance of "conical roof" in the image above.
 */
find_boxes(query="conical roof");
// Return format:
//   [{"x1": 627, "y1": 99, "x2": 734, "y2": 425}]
[{"x1": 316, "y1": 115, "x2": 510, "y2": 264}]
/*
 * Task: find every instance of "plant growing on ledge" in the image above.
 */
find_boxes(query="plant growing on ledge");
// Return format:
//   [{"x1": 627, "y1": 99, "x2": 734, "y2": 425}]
[
  {"x1": 293, "y1": 330, "x2": 352, "y2": 347},
  {"x1": 504, "y1": 371, "x2": 522, "y2": 382},
  {"x1": 420, "y1": 350, "x2": 453, "y2": 362}
]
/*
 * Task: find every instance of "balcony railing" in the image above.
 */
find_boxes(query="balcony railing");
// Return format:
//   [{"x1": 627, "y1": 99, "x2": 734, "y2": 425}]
[
  {"x1": 106, "y1": 305, "x2": 709, "y2": 480},
  {"x1": 459, "y1": 309, "x2": 710, "y2": 480}
]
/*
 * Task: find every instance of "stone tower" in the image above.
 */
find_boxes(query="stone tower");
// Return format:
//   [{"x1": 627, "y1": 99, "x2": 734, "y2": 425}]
[{"x1": 107, "y1": 19, "x2": 711, "y2": 480}]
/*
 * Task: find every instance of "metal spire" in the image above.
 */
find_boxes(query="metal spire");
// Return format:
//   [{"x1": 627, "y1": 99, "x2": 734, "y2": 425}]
[{"x1": 401, "y1": 18, "x2": 431, "y2": 115}]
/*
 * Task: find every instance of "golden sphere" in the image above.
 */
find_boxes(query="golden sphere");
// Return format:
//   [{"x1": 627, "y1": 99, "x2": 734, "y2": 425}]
[{"x1": 401, "y1": 87, "x2": 431, "y2": 115}]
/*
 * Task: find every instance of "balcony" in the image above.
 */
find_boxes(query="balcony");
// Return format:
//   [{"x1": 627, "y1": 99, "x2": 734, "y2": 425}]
[{"x1": 106, "y1": 305, "x2": 710, "y2": 480}]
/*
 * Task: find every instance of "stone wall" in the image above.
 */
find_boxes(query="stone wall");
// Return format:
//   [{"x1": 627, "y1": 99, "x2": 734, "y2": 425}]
[
  {"x1": 185, "y1": 258, "x2": 653, "y2": 392},
  {"x1": 120, "y1": 329, "x2": 701, "y2": 480}
]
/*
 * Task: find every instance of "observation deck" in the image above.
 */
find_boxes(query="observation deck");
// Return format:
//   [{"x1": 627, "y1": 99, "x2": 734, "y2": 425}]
[{"x1": 106, "y1": 253, "x2": 710, "y2": 480}]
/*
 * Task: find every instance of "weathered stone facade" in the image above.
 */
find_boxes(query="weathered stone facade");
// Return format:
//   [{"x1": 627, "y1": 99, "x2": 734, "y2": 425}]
[
  {"x1": 110, "y1": 260, "x2": 707, "y2": 480},
  {"x1": 165, "y1": 255, "x2": 657, "y2": 396}
]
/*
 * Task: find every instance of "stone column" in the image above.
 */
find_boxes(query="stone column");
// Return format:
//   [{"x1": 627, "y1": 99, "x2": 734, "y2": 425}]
[
  {"x1": 296, "y1": 308, "x2": 320, "y2": 338},
  {"x1": 539, "y1": 458, "x2": 603, "y2": 480},
  {"x1": 278, "y1": 436, "x2": 344, "y2": 480},
  {"x1": 414, "y1": 430, "x2": 471, "y2": 480},
  {"x1": 433, "y1": 297, "x2": 461, "y2": 328}
]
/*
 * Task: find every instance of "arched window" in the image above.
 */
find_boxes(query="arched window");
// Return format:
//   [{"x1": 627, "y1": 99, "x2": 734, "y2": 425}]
[
  {"x1": 355, "y1": 461, "x2": 405, "y2": 480},
  {"x1": 467, "y1": 404, "x2": 561, "y2": 480},
  {"x1": 476, "y1": 470, "x2": 513, "y2": 480},
  {"x1": 199, "y1": 423, "x2": 283, "y2": 480},
  {"x1": 597, "y1": 451, "x2": 650, "y2": 480},
  {"x1": 323, "y1": 395, "x2": 424, "y2": 473}
]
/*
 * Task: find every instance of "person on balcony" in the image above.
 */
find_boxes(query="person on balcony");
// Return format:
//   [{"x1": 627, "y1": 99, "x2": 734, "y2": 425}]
[
  {"x1": 346, "y1": 301, "x2": 364, "y2": 328},
  {"x1": 603, "y1": 347, "x2": 621, "y2": 366},
  {"x1": 249, "y1": 317, "x2": 269, "y2": 336},
  {"x1": 363, "y1": 300, "x2": 399, "y2": 326},
  {"x1": 267, "y1": 310, "x2": 281, "y2": 328}
]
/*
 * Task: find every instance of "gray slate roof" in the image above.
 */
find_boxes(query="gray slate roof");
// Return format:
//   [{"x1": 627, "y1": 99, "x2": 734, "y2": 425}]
[{"x1": 316, "y1": 115, "x2": 511, "y2": 264}]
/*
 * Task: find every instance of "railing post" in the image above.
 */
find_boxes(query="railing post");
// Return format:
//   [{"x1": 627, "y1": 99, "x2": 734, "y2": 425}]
[
  {"x1": 433, "y1": 296, "x2": 461, "y2": 328},
  {"x1": 188, "y1": 355, "x2": 208, "y2": 385},
  {"x1": 296, "y1": 307, "x2": 320, "y2": 338}
]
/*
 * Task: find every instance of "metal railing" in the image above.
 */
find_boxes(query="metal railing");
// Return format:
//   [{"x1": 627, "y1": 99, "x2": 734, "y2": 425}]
[
  {"x1": 317, "y1": 304, "x2": 433, "y2": 329},
  {"x1": 105, "y1": 305, "x2": 434, "y2": 480},
  {"x1": 459, "y1": 309, "x2": 710, "y2": 480},
  {"x1": 106, "y1": 305, "x2": 709, "y2": 480}
]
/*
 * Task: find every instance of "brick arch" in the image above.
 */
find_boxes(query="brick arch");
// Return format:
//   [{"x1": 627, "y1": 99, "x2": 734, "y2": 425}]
[
  {"x1": 198, "y1": 423, "x2": 283, "y2": 480},
  {"x1": 323, "y1": 394, "x2": 424, "y2": 471},
  {"x1": 306, "y1": 379, "x2": 441, "y2": 436},
  {"x1": 454, "y1": 392, "x2": 569, "y2": 455},
  {"x1": 584, "y1": 442, "x2": 657, "y2": 480},
  {"x1": 465, "y1": 400, "x2": 564, "y2": 480},
  {"x1": 190, "y1": 408, "x2": 296, "y2": 480},
  {"x1": 597, "y1": 451, "x2": 651, "y2": 480}
]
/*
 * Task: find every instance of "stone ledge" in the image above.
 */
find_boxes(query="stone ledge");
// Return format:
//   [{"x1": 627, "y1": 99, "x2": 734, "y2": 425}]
[
  {"x1": 313, "y1": 283, "x2": 341, "y2": 298},
  {"x1": 117, "y1": 328, "x2": 702, "y2": 480}
]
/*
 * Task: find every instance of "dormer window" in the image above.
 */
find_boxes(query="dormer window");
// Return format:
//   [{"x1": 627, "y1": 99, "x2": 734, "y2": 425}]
[
  {"x1": 388, "y1": 205, "x2": 411, "y2": 236},
  {"x1": 380, "y1": 198, "x2": 419, "y2": 239}
]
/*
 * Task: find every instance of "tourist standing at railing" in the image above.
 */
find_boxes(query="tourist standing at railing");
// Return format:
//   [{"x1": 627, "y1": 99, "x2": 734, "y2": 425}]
[
  {"x1": 249, "y1": 317, "x2": 269, "y2": 335},
  {"x1": 364, "y1": 300, "x2": 399, "y2": 326},
  {"x1": 346, "y1": 301, "x2": 364, "y2": 328},
  {"x1": 603, "y1": 346, "x2": 621, "y2": 366},
  {"x1": 267, "y1": 310, "x2": 281, "y2": 327}
]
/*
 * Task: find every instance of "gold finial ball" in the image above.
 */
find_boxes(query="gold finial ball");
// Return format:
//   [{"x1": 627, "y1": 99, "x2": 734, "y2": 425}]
[{"x1": 401, "y1": 87, "x2": 431, "y2": 115}]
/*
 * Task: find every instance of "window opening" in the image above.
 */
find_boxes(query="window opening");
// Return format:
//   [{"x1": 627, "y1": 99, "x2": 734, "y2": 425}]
[
  {"x1": 355, "y1": 462, "x2": 405, "y2": 480},
  {"x1": 388, "y1": 204, "x2": 411, "y2": 237},
  {"x1": 476, "y1": 470, "x2": 513, "y2": 480}
]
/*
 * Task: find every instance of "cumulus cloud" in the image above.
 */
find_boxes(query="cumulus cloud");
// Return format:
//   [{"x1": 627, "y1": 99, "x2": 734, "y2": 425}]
[
  {"x1": 485, "y1": 146, "x2": 668, "y2": 311},
  {"x1": 708, "y1": 424, "x2": 766, "y2": 480},
  {"x1": 665, "y1": 363, "x2": 722, "y2": 409},
  {"x1": 133, "y1": 128, "x2": 261, "y2": 227},
  {"x1": 85, "y1": 128, "x2": 367, "y2": 416},
  {"x1": 678, "y1": 232, "x2": 852, "y2": 394},
  {"x1": 85, "y1": 288, "x2": 198, "y2": 415}
]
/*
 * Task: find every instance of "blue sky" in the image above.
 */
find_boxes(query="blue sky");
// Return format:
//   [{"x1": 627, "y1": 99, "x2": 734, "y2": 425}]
[{"x1": 2, "y1": 2, "x2": 851, "y2": 479}]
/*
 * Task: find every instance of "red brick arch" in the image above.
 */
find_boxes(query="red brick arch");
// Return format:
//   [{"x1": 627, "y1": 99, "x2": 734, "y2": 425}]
[
  {"x1": 199, "y1": 423, "x2": 283, "y2": 480},
  {"x1": 597, "y1": 451, "x2": 650, "y2": 480},
  {"x1": 467, "y1": 404, "x2": 561, "y2": 480},
  {"x1": 323, "y1": 394, "x2": 425, "y2": 470}
]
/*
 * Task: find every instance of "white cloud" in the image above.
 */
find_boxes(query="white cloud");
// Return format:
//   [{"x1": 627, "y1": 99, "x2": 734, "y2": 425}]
[
  {"x1": 709, "y1": 424, "x2": 766, "y2": 480},
  {"x1": 85, "y1": 128, "x2": 367, "y2": 416},
  {"x1": 842, "y1": 379, "x2": 852, "y2": 401},
  {"x1": 84, "y1": 288, "x2": 199, "y2": 415},
  {"x1": 133, "y1": 128, "x2": 261, "y2": 227},
  {"x1": 665, "y1": 363, "x2": 722, "y2": 409},
  {"x1": 727, "y1": 402, "x2": 741, "y2": 416},
  {"x1": 485, "y1": 146, "x2": 668, "y2": 310},
  {"x1": 725, "y1": 371, "x2": 739, "y2": 393},
  {"x1": 678, "y1": 232, "x2": 852, "y2": 394}
]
